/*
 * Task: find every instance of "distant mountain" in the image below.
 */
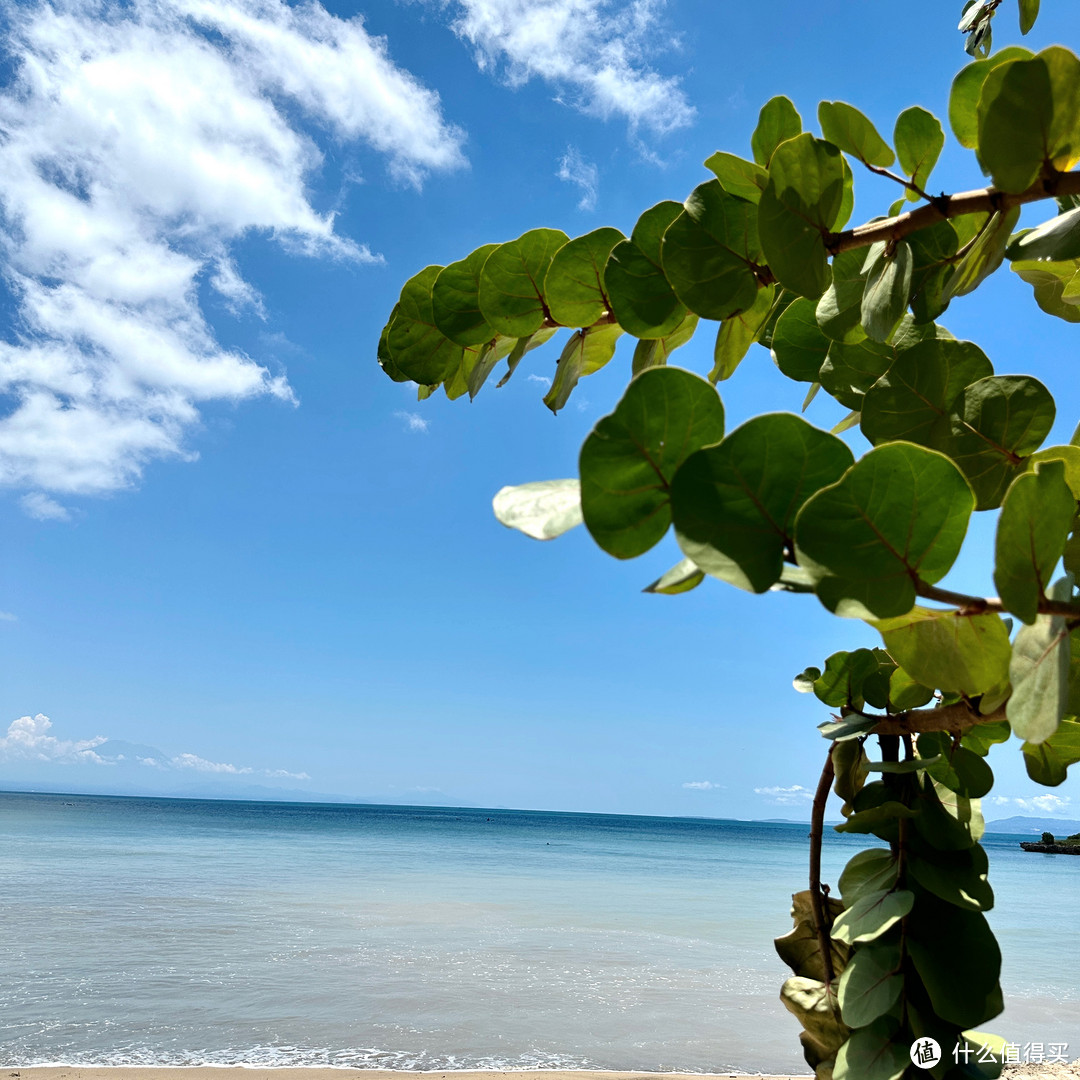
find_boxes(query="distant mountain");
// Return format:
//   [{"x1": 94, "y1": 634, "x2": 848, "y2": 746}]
[{"x1": 985, "y1": 816, "x2": 1080, "y2": 835}]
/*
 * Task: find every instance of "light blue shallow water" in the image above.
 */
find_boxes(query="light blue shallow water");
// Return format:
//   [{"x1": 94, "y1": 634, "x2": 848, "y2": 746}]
[{"x1": 1, "y1": 792, "x2": 1077, "y2": 1074}]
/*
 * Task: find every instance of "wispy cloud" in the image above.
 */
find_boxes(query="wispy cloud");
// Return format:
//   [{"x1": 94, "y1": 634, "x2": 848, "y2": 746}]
[
  {"x1": 395, "y1": 410, "x2": 430, "y2": 433},
  {"x1": 20, "y1": 492, "x2": 71, "y2": 521},
  {"x1": 526, "y1": 373, "x2": 552, "y2": 388},
  {"x1": 991, "y1": 794, "x2": 1073, "y2": 815},
  {"x1": 0, "y1": 0, "x2": 465, "y2": 501},
  {"x1": 444, "y1": 0, "x2": 694, "y2": 135},
  {"x1": 557, "y1": 147, "x2": 598, "y2": 210},
  {"x1": 0, "y1": 713, "x2": 309, "y2": 781},
  {"x1": 0, "y1": 611, "x2": 17, "y2": 622},
  {"x1": 754, "y1": 784, "x2": 814, "y2": 805},
  {"x1": 682, "y1": 780, "x2": 721, "y2": 790}
]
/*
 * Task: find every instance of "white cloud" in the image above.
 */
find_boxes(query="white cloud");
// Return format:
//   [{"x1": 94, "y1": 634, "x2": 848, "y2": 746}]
[
  {"x1": 266, "y1": 768, "x2": 312, "y2": 780},
  {"x1": 170, "y1": 751, "x2": 253, "y2": 774},
  {"x1": 0, "y1": 611, "x2": 18, "y2": 622},
  {"x1": 20, "y1": 492, "x2": 71, "y2": 521},
  {"x1": 526, "y1": 373, "x2": 552, "y2": 387},
  {"x1": 446, "y1": 0, "x2": 694, "y2": 135},
  {"x1": 0, "y1": 713, "x2": 107, "y2": 763},
  {"x1": 0, "y1": 0, "x2": 465, "y2": 498},
  {"x1": 557, "y1": 146, "x2": 599, "y2": 210},
  {"x1": 755, "y1": 784, "x2": 814, "y2": 805},
  {"x1": 682, "y1": 780, "x2": 720, "y2": 790},
  {"x1": 395, "y1": 410, "x2": 430, "y2": 433},
  {"x1": 992, "y1": 794, "x2": 1073, "y2": 815}
]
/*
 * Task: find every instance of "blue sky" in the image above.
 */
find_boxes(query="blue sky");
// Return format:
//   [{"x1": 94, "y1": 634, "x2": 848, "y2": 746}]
[{"x1": 1, "y1": 0, "x2": 1078, "y2": 821}]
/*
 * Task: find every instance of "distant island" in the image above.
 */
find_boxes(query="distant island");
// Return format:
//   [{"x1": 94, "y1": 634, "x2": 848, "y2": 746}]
[{"x1": 1020, "y1": 830, "x2": 1080, "y2": 855}]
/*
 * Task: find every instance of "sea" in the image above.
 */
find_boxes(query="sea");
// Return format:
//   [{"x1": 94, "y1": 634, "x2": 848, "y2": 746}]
[{"x1": 1, "y1": 791, "x2": 1077, "y2": 1075}]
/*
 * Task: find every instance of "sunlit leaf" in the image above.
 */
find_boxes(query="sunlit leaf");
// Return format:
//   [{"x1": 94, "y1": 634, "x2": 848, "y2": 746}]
[
  {"x1": 543, "y1": 228, "x2": 625, "y2": 328},
  {"x1": 478, "y1": 228, "x2": 569, "y2": 338},
  {"x1": 492, "y1": 479, "x2": 582, "y2": 540}
]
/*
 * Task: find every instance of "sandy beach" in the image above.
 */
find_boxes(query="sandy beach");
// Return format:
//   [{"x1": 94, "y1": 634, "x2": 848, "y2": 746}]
[{"x1": 3, "y1": 1069, "x2": 808, "y2": 1080}]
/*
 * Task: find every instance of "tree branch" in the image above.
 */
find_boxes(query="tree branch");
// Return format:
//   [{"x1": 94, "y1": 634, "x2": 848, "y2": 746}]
[
  {"x1": 871, "y1": 700, "x2": 1005, "y2": 737},
  {"x1": 809, "y1": 745, "x2": 836, "y2": 986},
  {"x1": 915, "y1": 580, "x2": 1080, "y2": 619},
  {"x1": 828, "y1": 170, "x2": 1080, "y2": 256}
]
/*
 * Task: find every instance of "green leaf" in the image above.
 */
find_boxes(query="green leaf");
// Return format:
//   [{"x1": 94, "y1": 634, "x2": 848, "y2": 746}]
[
  {"x1": 1006, "y1": 206, "x2": 1080, "y2": 261},
  {"x1": 818, "y1": 101, "x2": 894, "y2": 167},
  {"x1": 463, "y1": 335, "x2": 516, "y2": 400},
  {"x1": 838, "y1": 849, "x2": 898, "y2": 905},
  {"x1": 811, "y1": 648, "x2": 880, "y2": 708},
  {"x1": 495, "y1": 326, "x2": 558, "y2": 388},
  {"x1": 703, "y1": 151, "x2": 769, "y2": 202},
  {"x1": 1019, "y1": 0, "x2": 1040, "y2": 34},
  {"x1": 643, "y1": 557, "x2": 705, "y2": 595},
  {"x1": 833, "y1": 737, "x2": 870, "y2": 813},
  {"x1": 709, "y1": 286, "x2": 774, "y2": 382},
  {"x1": 918, "y1": 733, "x2": 995, "y2": 799},
  {"x1": 860, "y1": 241, "x2": 914, "y2": 343},
  {"x1": 605, "y1": 202, "x2": 688, "y2": 338},
  {"x1": 932, "y1": 374, "x2": 1055, "y2": 510},
  {"x1": 834, "y1": 1024, "x2": 908, "y2": 1080},
  {"x1": 830, "y1": 888, "x2": 913, "y2": 944},
  {"x1": 908, "y1": 220, "x2": 960, "y2": 323},
  {"x1": 543, "y1": 323, "x2": 624, "y2": 414},
  {"x1": 386, "y1": 265, "x2": 465, "y2": 385},
  {"x1": 793, "y1": 666, "x2": 821, "y2": 693},
  {"x1": 795, "y1": 443, "x2": 975, "y2": 619},
  {"x1": 949, "y1": 46, "x2": 1033, "y2": 149},
  {"x1": 962, "y1": 718, "x2": 1011, "y2": 756},
  {"x1": 751, "y1": 95, "x2": 802, "y2": 166},
  {"x1": 1010, "y1": 256, "x2": 1080, "y2": 323},
  {"x1": 943, "y1": 207, "x2": 1021, "y2": 300},
  {"x1": 1023, "y1": 716, "x2": 1080, "y2": 785},
  {"x1": 758, "y1": 134, "x2": 845, "y2": 300},
  {"x1": 431, "y1": 245, "x2": 500, "y2": 346},
  {"x1": 837, "y1": 942, "x2": 902, "y2": 1028},
  {"x1": 542, "y1": 228, "x2": 625, "y2": 328},
  {"x1": 661, "y1": 181, "x2": 761, "y2": 321},
  {"x1": 579, "y1": 367, "x2": 726, "y2": 559},
  {"x1": 906, "y1": 841, "x2": 994, "y2": 911},
  {"x1": 775, "y1": 891, "x2": 850, "y2": 983},
  {"x1": 478, "y1": 228, "x2": 569, "y2": 338},
  {"x1": 819, "y1": 714, "x2": 881, "y2": 742},
  {"x1": 906, "y1": 890, "x2": 1002, "y2": 1029},
  {"x1": 976, "y1": 47, "x2": 1080, "y2": 193},
  {"x1": 889, "y1": 666, "x2": 936, "y2": 710},
  {"x1": 916, "y1": 775, "x2": 986, "y2": 849},
  {"x1": 894, "y1": 106, "x2": 945, "y2": 200},
  {"x1": 632, "y1": 311, "x2": 700, "y2": 374},
  {"x1": 1007, "y1": 578, "x2": 1074, "y2": 744},
  {"x1": 871, "y1": 607, "x2": 1012, "y2": 697},
  {"x1": 377, "y1": 304, "x2": 409, "y2": 383},
  {"x1": 815, "y1": 250, "x2": 868, "y2": 344},
  {"x1": 671, "y1": 413, "x2": 853, "y2": 593},
  {"x1": 771, "y1": 298, "x2": 832, "y2": 382},
  {"x1": 861, "y1": 337, "x2": 993, "y2": 448},
  {"x1": 818, "y1": 337, "x2": 894, "y2": 411},
  {"x1": 492, "y1": 479, "x2": 583, "y2": 540},
  {"x1": 994, "y1": 460, "x2": 1076, "y2": 625}
]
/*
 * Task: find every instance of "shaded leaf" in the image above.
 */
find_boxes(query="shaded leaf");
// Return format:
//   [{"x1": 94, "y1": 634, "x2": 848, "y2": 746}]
[
  {"x1": 949, "y1": 46, "x2": 1033, "y2": 149},
  {"x1": 837, "y1": 942, "x2": 902, "y2": 1028},
  {"x1": 751, "y1": 95, "x2": 803, "y2": 166},
  {"x1": 834, "y1": 1024, "x2": 908, "y2": 1080},
  {"x1": 772, "y1": 298, "x2": 832, "y2": 382},
  {"x1": 643, "y1": 557, "x2": 705, "y2": 595},
  {"x1": 432, "y1": 245, "x2": 499, "y2": 346},
  {"x1": 906, "y1": 839, "x2": 994, "y2": 911},
  {"x1": 838, "y1": 849, "x2": 898, "y2": 905},
  {"x1": 671, "y1": 413, "x2": 853, "y2": 593},
  {"x1": 812, "y1": 648, "x2": 880, "y2": 709},
  {"x1": 1006, "y1": 206, "x2": 1080, "y2": 261},
  {"x1": 579, "y1": 367, "x2": 725, "y2": 559},
  {"x1": 942, "y1": 207, "x2": 1021, "y2": 300},
  {"x1": 816, "y1": 250, "x2": 868, "y2": 344},
  {"x1": 632, "y1": 311, "x2": 700, "y2": 374},
  {"x1": 1023, "y1": 716, "x2": 1080, "y2": 785},
  {"x1": 710, "y1": 286, "x2": 775, "y2": 382},
  {"x1": 861, "y1": 241, "x2": 914, "y2": 343},
  {"x1": 386, "y1": 265, "x2": 464, "y2": 385},
  {"x1": 795, "y1": 443, "x2": 975, "y2": 619},
  {"x1": 543, "y1": 323, "x2": 623, "y2": 414}
]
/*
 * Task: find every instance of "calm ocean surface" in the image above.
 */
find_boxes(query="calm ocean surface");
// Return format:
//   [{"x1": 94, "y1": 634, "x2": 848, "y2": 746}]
[{"x1": 1, "y1": 791, "x2": 1077, "y2": 1074}]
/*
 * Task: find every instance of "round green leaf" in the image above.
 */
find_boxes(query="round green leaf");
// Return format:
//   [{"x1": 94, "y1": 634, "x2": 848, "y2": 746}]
[
  {"x1": 671, "y1": 413, "x2": 853, "y2": 593},
  {"x1": 750, "y1": 95, "x2": 802, "y2": 166},
  {"x1": 830, "y1": 887, "x2": 913, "y2": 944},
  {"x1": 861, "y1": 337, "x2": 993, "y2": 447},
  {"x1": 949, "y1": 46, "x2": 1032, "y2": 149},
  {"x1": 386, "y1": 265, "x2": 465, "y2": 385},
  {"x1": 838, "y1": 849, "x2": 898, "y2": 906},
  {"x1": 815, "y1": 250, "x2": 868, "y2": 344},
  {"x1": 758, "y1": 134, "x2": 845, "y2": 300},
  {"x1": 579, "y1": 367, "x2": 726, "y2": 559},
  {"x1": 478, "y1": 228, "x2": 569, "y2": 338},
  {"x1": 794, "y1": 443, "x2": 975, "y2": 619},
  {"x1": 931, "y1": 374, "x2": 1055, "y2": 510},
  {"x1": 431, "y1": 244, "x2": 500, "y2": 346},
  {"x1": 703, "y1": 151, "x2": 768, "y2": 202},
  {"x1": 543, "y1": 227, "x2": 625, "y2": 328},
  {"x1": 771, "y1": 298, "x2": 831, "y2": 382},
  {"x1": 837, "y1": 942, "x2": 902, "y2": 1029},
  {"x1": 660, "y1": 181, "x2": 761, "y2": 321},
  {"x1": 860, "y1": 241, "x2": 914, "y2": 343},
  {"x1": 377, "y1": 304, "x2": 410, "y2": 383},
  {"x1": 818, "y1": 100, "x2": 894, "y2": 167},
  {"x1": 1006, "y1": 206, "x2": 1080, "y2": 261},
  {"x1": 894, "y1": 106, "x2": 944, "y2": 201},
  {"x1": 871, "y1": 607, "x2": 1012, "y2": 696},
  {"x1": 605, "y1": 202, "x2": 686, "y2": 339},
  {"x1": 994, "y1": 460, "x2": 1077, "y2": 625},
  {"x1": 905, "y1": 840, "x2": 993, "y2": 911},
  {"x1": 492, "y1": 479, "x2": 582, "y2": 540}
]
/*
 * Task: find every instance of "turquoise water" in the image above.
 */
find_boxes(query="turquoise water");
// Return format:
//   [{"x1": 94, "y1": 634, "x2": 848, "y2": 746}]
[{"x1": 0, "y1": 792, "x2": 1077, "y2": 1074}]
